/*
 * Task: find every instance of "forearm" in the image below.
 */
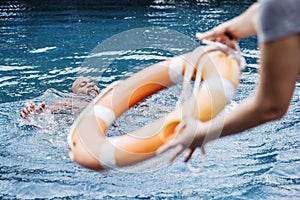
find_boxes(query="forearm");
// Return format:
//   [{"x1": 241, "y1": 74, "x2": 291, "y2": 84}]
[
  {"x1": 205, "y1": 96, "x2": 275, "y2": 142},
  {"x1": 48, "y1": 99, "x2": 89, "y2": 114},
  {"x1": 223, "y1": 97, "x2": 269, "y2": 136}
]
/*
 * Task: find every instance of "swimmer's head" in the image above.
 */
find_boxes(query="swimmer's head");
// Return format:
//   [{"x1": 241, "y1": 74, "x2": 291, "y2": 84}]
[{"x1": 71, "y1": 76, "x2": 100, "y2": 97}]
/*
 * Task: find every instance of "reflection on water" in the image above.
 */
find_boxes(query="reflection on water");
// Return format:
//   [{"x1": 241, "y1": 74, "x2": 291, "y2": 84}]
[{"x1": 0, "y1": 0, "x2": 299, "y2": 199}]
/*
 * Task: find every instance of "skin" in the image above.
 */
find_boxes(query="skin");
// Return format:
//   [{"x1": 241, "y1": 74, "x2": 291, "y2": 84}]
[
  {"x1": 70, "y1": 76, "x2": 100, "y2": 97},
  {"x1": 157, "y1": 3, "x2": 300, "y2": 162},
  {"x1": 20, "y1": 77, "x2": 100, "y2": 119}
]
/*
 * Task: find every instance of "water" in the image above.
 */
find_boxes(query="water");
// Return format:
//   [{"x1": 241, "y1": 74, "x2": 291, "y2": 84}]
[{"x1": 1, "y1": 0, "x2": 300, "y2": 199}]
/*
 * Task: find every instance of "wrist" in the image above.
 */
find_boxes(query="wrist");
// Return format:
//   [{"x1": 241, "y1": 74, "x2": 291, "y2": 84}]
[{"x1": 194, "y1": 121, "x2": 219, "y2": 145}]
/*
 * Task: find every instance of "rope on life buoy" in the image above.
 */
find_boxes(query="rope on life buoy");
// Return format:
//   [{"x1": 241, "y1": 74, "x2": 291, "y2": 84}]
[{"x1": 175, "y1": 40, "x2": 245, "y2": 173}]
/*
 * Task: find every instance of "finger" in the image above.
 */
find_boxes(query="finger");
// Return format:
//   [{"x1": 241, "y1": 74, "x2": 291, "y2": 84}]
[
  {"x1": 196, "y1": 23, "x2": 227, "y2": 40},
  {"x1": 26, "y1": 105, "x2": 34, "y2": 113},
  {"x1": 28, "y1": 103, "x2": 36, "y2": 112},
  {"x1": 37, "y1": 103, "x2": 46, "y2": 113},
  {"x1": 157, "y1": 130, "x2": 186, "y2": 155},
  {"x1": 169, "y1": 144, "x2": 185, "y2": 163},
  {"x1": 219, "y1": 36, "x2": 237, "y2": 49},
  {"x1": 184, "y1": 148, "x2": 195, "y2": 163},
  {"x1": 40, "y1": 102, "x2": 46, "y2": 109},
  {"x1": 22, "y1": 107, "x2": 30, "y2": 115},
  {"x1": 196, "y1": 31, "x2": 216, "y2": 41},
  {"x1": 156, "y1": 139, "x2": 178, "y2": 155},
  {"x1": 20, "y1": 111, "x2": 27, "y2": 119},
  {"x1": 37, "y1": 107, "x2": 43, "y2": 113},
  {"x1": 216, "y1": 37, "x2": 225, "y2": 43},
  {"x1": 201, "y1": 146, "x2": 206, "y2": 155}
]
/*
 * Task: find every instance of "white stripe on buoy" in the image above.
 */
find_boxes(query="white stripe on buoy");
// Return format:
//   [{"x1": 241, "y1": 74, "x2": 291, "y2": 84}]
[
  {"x1": 168, "y1": 56, "x2": 184, "y2": 84},
  {"x1": 221, "y1": 78, "x2": 236, "y2": 102},
  {"x1": 99, "y1": 137, "x2": 118, "y2": 169},
  {"x1": 93, "y1": 105, "x2": 116, "y2": 126},
  {"x1": 203, "y1": 77, "x2": 236, "y2": 102}
]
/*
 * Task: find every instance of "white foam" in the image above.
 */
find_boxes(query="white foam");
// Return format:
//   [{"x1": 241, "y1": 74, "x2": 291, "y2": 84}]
[{"x1": 29, "y1": 46, "x2": 57, "y2": 53}]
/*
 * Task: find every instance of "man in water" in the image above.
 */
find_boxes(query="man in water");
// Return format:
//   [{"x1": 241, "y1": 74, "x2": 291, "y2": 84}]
[{"x1": 20, "y1": 76, "x2": 100, "y2": 119}]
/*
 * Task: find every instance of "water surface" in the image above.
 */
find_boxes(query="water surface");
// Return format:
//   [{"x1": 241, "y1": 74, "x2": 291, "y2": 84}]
[{"x1": 0, "y1": 0, "x2": 299, "y2": 199}]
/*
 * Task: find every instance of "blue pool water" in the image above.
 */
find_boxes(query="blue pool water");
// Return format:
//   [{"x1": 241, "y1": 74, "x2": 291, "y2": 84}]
[{"x1": 1, "y1": 0, "x2": 300, "y2": 199}]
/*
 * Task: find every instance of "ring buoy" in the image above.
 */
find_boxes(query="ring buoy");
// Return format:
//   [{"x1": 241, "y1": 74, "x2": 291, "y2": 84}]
[{"x1": 68, "y1": 42, "x2": 243, "y2": 171}]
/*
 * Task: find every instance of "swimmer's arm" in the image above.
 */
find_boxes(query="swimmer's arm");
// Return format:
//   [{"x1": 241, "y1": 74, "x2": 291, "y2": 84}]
[
  {"x1": 46, "y1": 102, "x2": 69, "y2": 113},
  {"x1": 20, "y1": 99, "x2": 82, "y2": 118},
  {"x1": 46, "y1": 101, "x2": 75, "y2": 114},
  {"x1": 47, "y1": 99, "x2": 88, "y2": 114},
  {"x1": 19, "y1": 101, "x2": 67, "y2": 119}
]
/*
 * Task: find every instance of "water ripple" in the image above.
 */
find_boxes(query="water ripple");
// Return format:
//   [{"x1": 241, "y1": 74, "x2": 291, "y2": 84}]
[{"x1": 1, "y1": 0, "x2": 299, "y2": 199}]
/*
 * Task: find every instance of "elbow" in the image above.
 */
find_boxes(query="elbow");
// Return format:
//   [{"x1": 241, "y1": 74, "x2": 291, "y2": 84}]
[
  {"x1": 265, "y1": 106, "x2": 287, "y2": 121},
  {"x1": 258, "y1": 101, "x2": 288, "y2": 122}
]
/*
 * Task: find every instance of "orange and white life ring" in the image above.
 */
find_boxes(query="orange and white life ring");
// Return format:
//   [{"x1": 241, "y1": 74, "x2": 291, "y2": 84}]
[{"x1": 68, "y1": 42, "x2": 243, "y2": 171}]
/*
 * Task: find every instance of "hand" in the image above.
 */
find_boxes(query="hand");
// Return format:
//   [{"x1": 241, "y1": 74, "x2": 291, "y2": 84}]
[
  {"x1": 196, "y1": 21, "x2": 237, "y2": 47},
  {"x1": 157, "y1": 118, "x2": 208, "y2": 163},
  {"x1": 20, "y1": 100, "x2": 46, "y2": 119}
]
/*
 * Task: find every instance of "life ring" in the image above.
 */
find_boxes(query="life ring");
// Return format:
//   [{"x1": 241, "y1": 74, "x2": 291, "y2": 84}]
[{"x1": 68, "y1": 42, "x2": 243, "y2": 171}]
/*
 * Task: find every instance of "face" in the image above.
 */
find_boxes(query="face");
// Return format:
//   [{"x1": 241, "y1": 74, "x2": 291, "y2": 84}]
[{"x1": 71, "y1": 77, "x2": 100, "y2": 97}]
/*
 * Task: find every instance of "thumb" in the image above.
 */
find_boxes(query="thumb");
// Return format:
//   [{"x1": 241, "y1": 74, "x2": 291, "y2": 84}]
[
  {"x1": 201, "y1": 145, "x2": 206, "y2": 155},
  {"x1": 156, "y1": 138, "x2": 177, "y2": 155},
  {"x1": 156, "y1": 131, "x2": 186, "y2": 155},
  {"x1": 196, "y1": 31, "x2": 215, "y2": 41}
]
